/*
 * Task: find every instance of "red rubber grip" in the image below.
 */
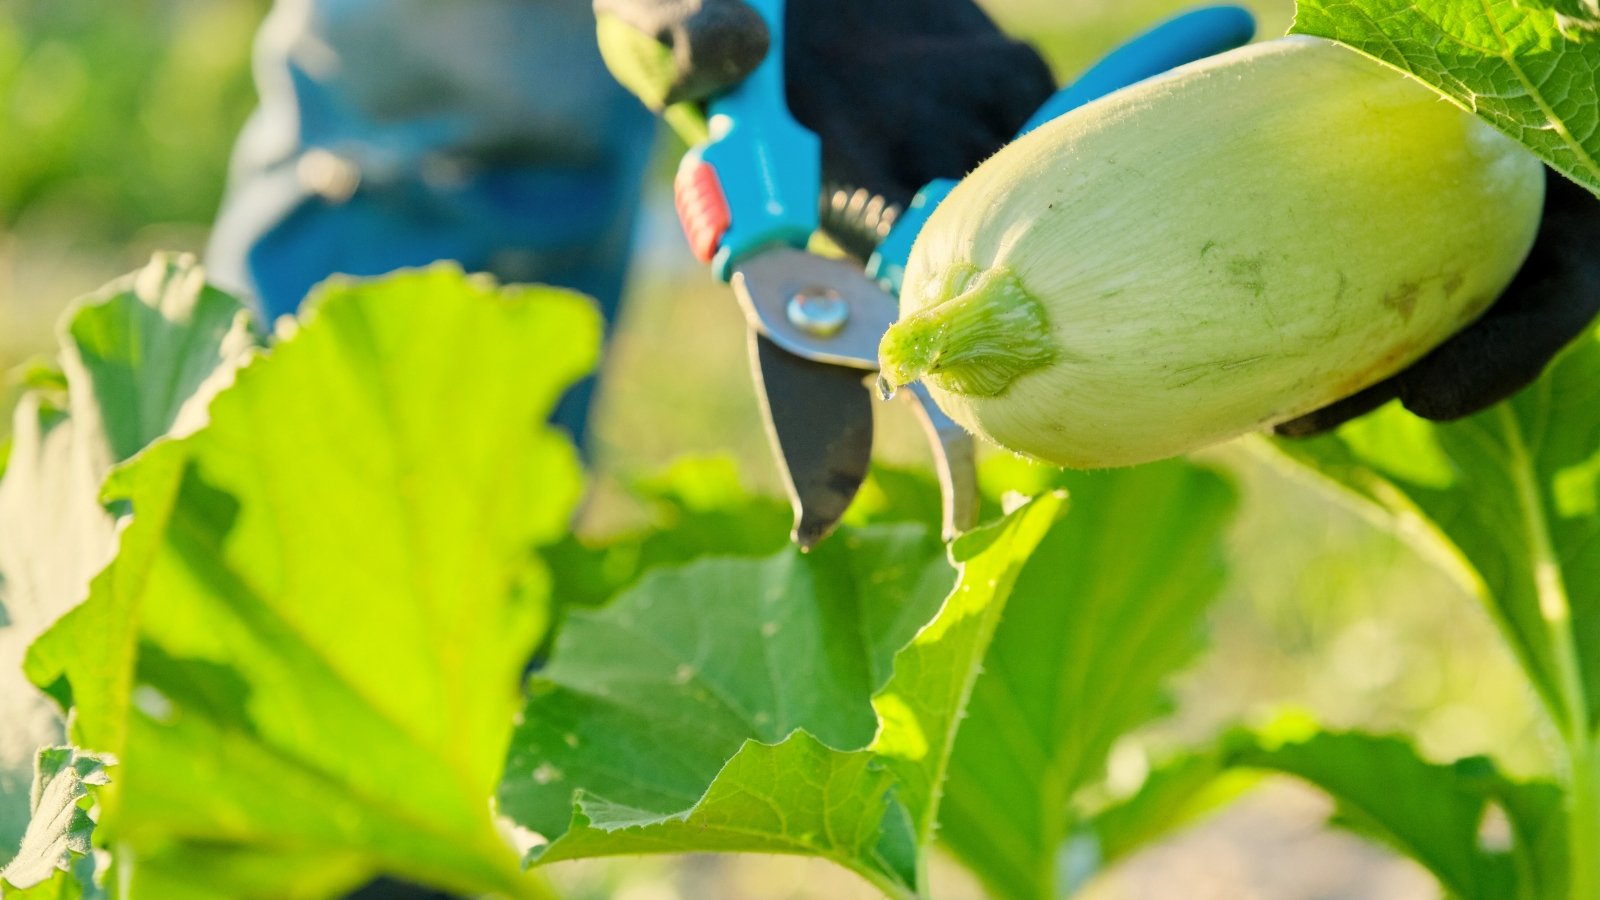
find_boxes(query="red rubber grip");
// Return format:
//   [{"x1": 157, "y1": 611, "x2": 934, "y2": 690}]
[{"x1": 674, "y1": 159, "x2": 731, "y2": 264}]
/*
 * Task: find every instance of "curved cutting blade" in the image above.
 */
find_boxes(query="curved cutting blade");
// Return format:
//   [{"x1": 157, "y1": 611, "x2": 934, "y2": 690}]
[
  {"x1": 901, "y1": 382, "x2": 978, "y2": 542},
  {"x1": 750, "y1": 332, "x2": 873, "y2": 549}
]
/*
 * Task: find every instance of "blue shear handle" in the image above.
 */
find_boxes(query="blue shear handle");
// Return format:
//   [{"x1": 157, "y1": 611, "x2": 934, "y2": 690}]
[
  {"x1": 699, "y1": 0, "x2": 821, "y2": 281},
  {"x1": 1017, "y1": 5, "x2": 1256, "y2": 136},
  {"x1": 869, "y1": 5, "x2": 1257, "y2": 296}
]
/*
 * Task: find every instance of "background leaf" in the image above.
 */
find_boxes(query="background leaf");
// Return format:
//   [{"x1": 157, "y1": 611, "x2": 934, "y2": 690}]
[
  {"x1": 0, "y1": 254, "x2": 254, "y2": 863},
  {"x1": 22, "y1": 266, "x2": 592, "y2": 898},
  {"x1": 1079, "y1": 727, "x2": 1566, "y2": 900},
  {"x1": 541, "y1": 456, "x2": 791, "y2": 610},
  {"x1": 935, "y1": 459, "x2": 1236, "y2": 900},
  {"x1": 499, "y1": 495, "x2": 1064, "y2": 896},
  {"x1": 0, "y1": 747, "x2": 108, "y2": 897},
  {"x1": 1268, "y1": 322, "x2": 1600, "y2": 899},
  {"x1": 1291, "y1": 0, "x2": 1600, "y2": 197},
  {"x1": 1231, "y1": 730, "x2": 1566, "y2": 900}
]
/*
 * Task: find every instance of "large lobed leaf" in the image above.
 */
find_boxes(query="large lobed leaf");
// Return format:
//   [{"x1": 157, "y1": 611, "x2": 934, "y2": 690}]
[
  {"x1": 1292, "y1": 0, "x2": 1600, "y2": 197},
  {"x1": 937, "y1": 459, "x2": 1237, "y2": 900},
  {"x1": 0, "y1": 255, "x2": 255, "y2": 862},
  {"x1": 499, "y1": 494, "x2": 1065, "y2": 896},
  {"x1": 23, "y1": 265, "x2": 595, "y2": 898}
]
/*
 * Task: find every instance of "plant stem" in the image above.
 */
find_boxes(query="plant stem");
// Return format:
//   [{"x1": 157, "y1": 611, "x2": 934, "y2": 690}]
[
  {"x1": 1500, "y1": 407, "x2": 1599, "y2": 900},
  {"x1": 1568, "y1": 741, "x2": 1600, "y2": 900},
  {"x1": 850, "y1": 861, "x2": 921, "y2": 900}
]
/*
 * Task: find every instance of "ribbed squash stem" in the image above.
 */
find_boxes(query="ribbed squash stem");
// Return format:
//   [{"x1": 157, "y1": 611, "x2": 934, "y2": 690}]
[{"x1": 877, "y1": 266, "x2": 1055, "y2": 398}]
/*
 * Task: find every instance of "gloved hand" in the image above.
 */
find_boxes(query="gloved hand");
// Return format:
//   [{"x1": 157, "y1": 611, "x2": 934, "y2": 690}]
[
  {"x1": 594, "y1": 0, "x2": 1055, "y2": 211},
  {"x1": 1275, "y1": 169, "x2": 1600, "y2": 436}
]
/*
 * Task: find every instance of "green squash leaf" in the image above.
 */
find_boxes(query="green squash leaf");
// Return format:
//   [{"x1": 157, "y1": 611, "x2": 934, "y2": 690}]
[
  {"x1": 23, "y1": 266, "x2": 592, "y2": 898},
  {"x1": 499, "y1": 495, "x2": 1065, "y2": 896},
  {"x1": 0, "y1": 254, "x2": 255, "y2": 863},
  {"x1": 1291, "y1": 0, "x2": 1600, "y2": 197},
  {"x1": 542, "y1": 459, "x2": 954, "y2": 613},
  {"x1": 533, "y1": 733, "x2": 901, "y2": 880},
  {"x1": 1233, "y1": 729, "x2": 1565, "y2": 900},
  {"x1": 936, "y1": 459, "x2": 1236, "y2": 900},
  {"x1": 0, "y1": 748, "x2": 109, "y2": 897},
  {"x1": 1079, "y1": 727, "x2": 1566, "y2": 900},
  {"x1": 502, "y1": 523, "x2": 951, "y2": 893}
]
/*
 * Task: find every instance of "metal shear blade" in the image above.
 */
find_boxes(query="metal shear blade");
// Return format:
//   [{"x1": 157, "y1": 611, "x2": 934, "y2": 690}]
[
  {"x1": 732, "y1": 247, "x2": 976, "y2": 545},
  {"x1": 749, "y1": 332, "x2": 874, "y2": 549}
]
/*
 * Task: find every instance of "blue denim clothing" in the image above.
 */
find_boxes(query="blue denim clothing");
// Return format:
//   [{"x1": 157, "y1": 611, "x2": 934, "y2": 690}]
[{"x1": 207, "y1": 0, "x2": 656, "y2": 444}]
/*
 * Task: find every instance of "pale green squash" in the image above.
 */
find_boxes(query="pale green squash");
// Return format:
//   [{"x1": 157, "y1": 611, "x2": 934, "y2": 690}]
[{"x1": 878, "y1": 36, "x2": 1545, "y2": 468}]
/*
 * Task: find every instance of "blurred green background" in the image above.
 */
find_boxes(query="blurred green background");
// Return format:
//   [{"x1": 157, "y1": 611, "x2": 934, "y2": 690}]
[{"x1": 0, "y1": 1, "x2": 1551, "y2": 897}]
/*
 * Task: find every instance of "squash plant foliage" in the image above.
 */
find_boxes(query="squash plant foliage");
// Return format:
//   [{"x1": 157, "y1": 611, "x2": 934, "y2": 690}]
[
  {"x1": 0, "y1": 256, "x2": 1233, "y2": 897},
  {"x1": 1, "y1": 2, "x2": 1599, "y2": 897},
  {"x1": 0, "y1": 251, "x2": 1594, "y2": 899}
]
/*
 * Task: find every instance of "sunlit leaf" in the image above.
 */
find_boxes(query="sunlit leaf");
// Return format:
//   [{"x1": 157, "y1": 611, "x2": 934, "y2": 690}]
[
  {"x1": 0, "y1": 254, "x2": 254, "y2": 862},
  {"x1": 1293, "y1": 0, "x2": 1600, "y2": 197},
  {"x1": 499, "y1": 495, "x2": 1064, "y2": 895},
  {"x1": 24, "y1": 266, "x2": 590, "y2": 898},
  {"x1": 937, "y1": 459, "x2": 1236, "y2": 900}
]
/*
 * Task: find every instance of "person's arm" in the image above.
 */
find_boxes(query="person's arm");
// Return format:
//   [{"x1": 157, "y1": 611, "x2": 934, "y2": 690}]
[
  {"x1": 208, "y1": 0, "x2": 657, "y2": 447},
  {"x1": 208, "y1": 0, "x2": 654, "y2": 326}
]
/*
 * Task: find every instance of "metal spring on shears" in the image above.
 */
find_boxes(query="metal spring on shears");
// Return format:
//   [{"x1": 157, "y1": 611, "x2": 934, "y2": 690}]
[{"x1": 818, "y1": 182, "x2": 901, "y2": 262}]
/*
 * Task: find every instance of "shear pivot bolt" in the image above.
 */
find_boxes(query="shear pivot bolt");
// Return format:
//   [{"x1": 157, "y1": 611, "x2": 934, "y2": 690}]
[{"x1": 787, "y1": 288, "x2": 849, "y2": 337}]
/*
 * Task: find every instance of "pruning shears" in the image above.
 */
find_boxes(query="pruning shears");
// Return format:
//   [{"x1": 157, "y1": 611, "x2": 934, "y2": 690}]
[{"x1": 668, "y1": 3, "x2": 1256, "y2": 548}]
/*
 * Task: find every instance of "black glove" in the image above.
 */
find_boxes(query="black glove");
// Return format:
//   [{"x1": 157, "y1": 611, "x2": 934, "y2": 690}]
[
  {"x1": 594, "y1": 0, "x2": 1055, "y2": 210},
  {"x1": 1275, "y1": 168, "x2": 1600, "y2": 436}
]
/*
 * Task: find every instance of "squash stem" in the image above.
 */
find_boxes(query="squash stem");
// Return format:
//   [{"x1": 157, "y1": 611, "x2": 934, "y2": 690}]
[{"x1": 877, "y1": 266, "x2": 1055, "y2": 398}]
